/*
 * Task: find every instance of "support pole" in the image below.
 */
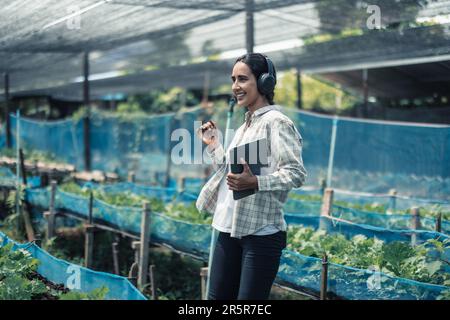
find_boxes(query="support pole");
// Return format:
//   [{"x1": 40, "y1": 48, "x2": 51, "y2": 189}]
[
  {"x1": 112, "y1": 242, "x2": 120, "y2": 275},
  {"x1": 83, "y1": 52, "x2": 91, "y2": 171},
  {"x1": 321, "y1": 188, "x2": 334, "y2": 217},
  {"x1": 19, "y1": 149, "x2": 27, "y2": 185},
  {"x1": 320, "y1": 178, "x2": 326, "y2": 196},
  {"x1": 138, "y1": 202, "x2": 151, "y2": 290},
  {"x1": 362, "y1": 69, "x2": 369, "y2": 118},
  {"x1": 84, "y1": 190, "x2": 95, "y2": 268},
  {"x1": 200, "y1": 267, "x2": 209, "y2": 300},
  {"x1": 436, "y1": 212, "x2": 442, "y2": 233},
  {"x1": 4, "y1": 73, "x2": 11, "y2": 148},
  {"x1": 410, "y1": 207, "x2": 420, "y2": 246},
  {"x1": 45, "y1": 180, "x2": 57, "y2": 240},
  {"x1": 127, "y1": 171, "x2": 135, "y2": 183},
  {"x1": 296, "y1": 68, "x2": 303, "y2": 109},
  {"x1": 128, "y1": 241, "x2": 140, "y2": 286},
  {"x1": 320, "y1": 254, "x2": 328, "y2": 300},
  {"x1": 245, "y1": 0, "x2": 254, "y2": 54},
  {"x1": 19, "y1": 148, "x2": 35, "y2": 242},
  {"x1": 149, "y1": 265, "x2": 157, "y2": 300},
  {"x1": 320, "y1": 188, "x2": 334, "y2": 231},
  {"x1": 177, "y1": 176, "x2": 186, "y2": 193},
  {"x1": 326, "y1": 116, "x2": 338, "y2": 188},
  {"x1": 387, "y1": 189, "x2": 397, "y2": 213}
]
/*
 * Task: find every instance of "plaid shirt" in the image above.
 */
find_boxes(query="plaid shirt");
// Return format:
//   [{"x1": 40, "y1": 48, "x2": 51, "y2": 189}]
[{"x1": 196, "y1": 105, "x2": 307, "y2": 238}]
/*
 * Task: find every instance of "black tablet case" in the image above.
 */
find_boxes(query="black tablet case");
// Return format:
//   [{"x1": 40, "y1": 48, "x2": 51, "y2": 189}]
[{"x1": 229, "y1": 138, "x2": 268, "y2": 200}]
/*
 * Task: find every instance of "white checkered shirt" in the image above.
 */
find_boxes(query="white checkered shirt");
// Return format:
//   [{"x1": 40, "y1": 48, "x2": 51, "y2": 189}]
[{"x1": 196, "y1": 105, "x2": 307, "y2": 238}]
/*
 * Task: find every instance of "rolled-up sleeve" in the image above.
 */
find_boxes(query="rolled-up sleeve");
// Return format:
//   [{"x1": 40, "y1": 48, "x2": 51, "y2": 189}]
[
  {"x1": 256, "y1": 119, "x2": 307, "y2": 191},
  {"x1": 206, "y1": 143, "x2": 226, "y2": 171}
]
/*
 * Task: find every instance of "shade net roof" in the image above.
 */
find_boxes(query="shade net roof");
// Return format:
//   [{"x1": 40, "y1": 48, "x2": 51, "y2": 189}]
[{"x1": 1, "y1": 0, "x2": 450, "y2": 100}]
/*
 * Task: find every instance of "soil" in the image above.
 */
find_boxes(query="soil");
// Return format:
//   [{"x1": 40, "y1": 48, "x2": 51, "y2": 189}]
[{"x1": 28, "y1": 271, "x2": 70, "y2": 300}]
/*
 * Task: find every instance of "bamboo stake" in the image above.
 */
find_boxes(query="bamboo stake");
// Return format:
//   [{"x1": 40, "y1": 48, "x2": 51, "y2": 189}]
[
  {"x1": 138, "y1": 202, "x2": 151, "y2": 290},
  {"x1": 320, "y1": 254, "x2": 328, "y2": 300},
  {"x1": 410, "y1": 207, "x2": 420, "y2": 246}
]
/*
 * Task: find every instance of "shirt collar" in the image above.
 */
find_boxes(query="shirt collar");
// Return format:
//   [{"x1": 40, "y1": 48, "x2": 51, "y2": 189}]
[{"x1": 244, "y1": 105, "x2": 281, "y2": 123}]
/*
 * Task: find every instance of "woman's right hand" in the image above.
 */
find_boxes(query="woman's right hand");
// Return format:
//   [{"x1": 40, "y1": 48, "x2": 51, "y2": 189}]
[{"x1": 196, "y1": 120, "x2": 219, "y2": 148}]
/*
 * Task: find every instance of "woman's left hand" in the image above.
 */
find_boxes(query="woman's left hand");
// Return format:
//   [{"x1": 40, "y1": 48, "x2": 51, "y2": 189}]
[{"x1": 227, "y1": 158, "x2": 258, "y2": 191}]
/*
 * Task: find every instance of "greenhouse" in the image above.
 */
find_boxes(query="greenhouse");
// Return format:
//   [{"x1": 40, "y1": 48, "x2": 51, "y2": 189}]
[{"x1": 0, "y1": 0, "x2": 449, "y2": 305}]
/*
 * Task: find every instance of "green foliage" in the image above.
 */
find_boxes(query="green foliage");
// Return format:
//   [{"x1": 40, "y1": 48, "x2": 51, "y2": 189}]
[
  {"x1": 116, "y1": 88, "x2": 199, "y2": 116},
  {"x1": 287, "y1": 226, "x2": 450, "y2": 286},
  {"x1": 59, "y1": 286, "x2": 109, "y2": 300},
  {"x1": 59, "y1": 182, "x2": 211, "y2": 224},
  {"x1": 288, "y1": 193, "x2": 450, "y2": 220},
  {"x1": 0, "y1": 243, "x2": 47, "y2": 300},
  {"x1": 147, "y1": 249, "x2": 202, "y2": 300},
  {"x1": 0, "y1": 148, "x2": 61, "y2": 163},
  {"x1": 275, "y1": 71, "x2": 358, "y2": 112}
]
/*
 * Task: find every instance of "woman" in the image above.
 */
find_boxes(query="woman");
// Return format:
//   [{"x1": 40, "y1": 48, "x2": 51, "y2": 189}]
[{"x1": 196, "y1": 53, "x2": 307, "y2": 300}]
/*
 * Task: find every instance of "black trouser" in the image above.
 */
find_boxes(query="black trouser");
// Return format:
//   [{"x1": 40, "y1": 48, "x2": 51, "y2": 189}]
[{"x1": 208, "y1": 230, "x2": 287, "y2": 300}]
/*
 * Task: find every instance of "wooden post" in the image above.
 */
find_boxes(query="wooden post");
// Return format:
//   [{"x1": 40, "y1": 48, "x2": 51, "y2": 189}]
[
  {"x1": 387, "y1": 189, "x2": 397, "y2": 213},
  {"x1": 112, "y1": 242, "x2": 120, "y2": 275},
  {"x1": 84, "y1": 190, "x2": 95, "y2": 268},
  {"x1": 19, "y1": 148, "x2": 27, "y2": 185},
  {"x1": 321, "y1": 188, "x2": 334, "y2": 217},
  {"x1": 149, "y1": 265, "x2": 157, "y2": 300},
  {"x1": 128, "y1": 241, "x2": 140, "y2": 286},
  {"x1": 410, "y1": 207, "x2": 420, "y2": 246},
  {"x1": 362, "y1": 69, "x2": 369, "y2": 118},
  {"x1": 127, "y1": 171, "x2": 135, "y2": 183},
  {"x1": 88, "y1": 190, "x2": 93, "y2": 224},
  {"x1": 296, "y1": 68, "x2": 302, "y2": 109},
  {"x1": 245, "y1": 0, "x2": 254, "y2": 54},
  {"x1": 45, "y1": 180, "x2": 57, "y2": 240},
  {"x1": 19, "y1": 148, "x2": 35, "y2": 242},
  {"x1": 436, "y1": 212, "x2": 442, "y2": 233},
  {"x1": 84, "y1": 224, "x2": 95, "y2": 268},
  {"x1": 177, "y1": 176, "x2": 186, "y2": 193},
  {"x1": 138, "y1": 202, "x2": 151, "y2": 290},
  {"x1": 200, "y1": 267, "x2": 209, "y2": 300},
  {"x1": 320, "y1": 188, "x2": 334, "y2": 231},
  {"x1": 320, "y1": 178, "x2": 326, "y2": 196},
  {"x1": 320, "y1": 254, "x2": 328, "y2": 300},
  {"x1": 4, "y1": 73, "x2": 11, "y2": 148}
]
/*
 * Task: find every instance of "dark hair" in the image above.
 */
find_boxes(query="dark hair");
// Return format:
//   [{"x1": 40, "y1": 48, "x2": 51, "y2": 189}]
[{"x1": 235, "y1": 53, "x2": 276, "y2": 105}]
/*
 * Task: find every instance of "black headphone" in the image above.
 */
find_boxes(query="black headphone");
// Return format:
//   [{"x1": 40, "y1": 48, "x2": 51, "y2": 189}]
[{"x1": 257, "y1": 55, "x2": 276, "y2": 96}]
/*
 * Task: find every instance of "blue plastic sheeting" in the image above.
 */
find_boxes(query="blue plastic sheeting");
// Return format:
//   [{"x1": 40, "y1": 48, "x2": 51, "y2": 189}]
[
  {"x1": 287, "y1": 189, "x2": 450, "y2": 234},
  {"x1": 277, "y1": 250, "x2": 448, "y2": 300},
  {"x1": 283, "y1": 109, "x2": 332, "y2": 187},
  {"x1": 285, "y1": 214, "x2": 449, "y2": 244},
  {"x1": 0, "y1": 167, "x2": 41, "y2": 188},
  {"x1": 330, "y1": 117, "x2": 449, "y2": 199},
  {"x1": 332, "y1": 205, "x2": 450, "y2": 234},
  {"x1": 89, "y1": 112, "x2": 173, "y2": 178},
  {"x1": 23, "y1": 187, "x2": 450, "y2": 300},
  {"x1": 7, "y1": 107, "x2": 450, "y2": 200},
  {"x1": 290, "y1": 188, "x2": 450, "y2": 211},
  {"x1": 25, "y1": 187, "x2": 212, "y2": 259},
  {"x1": 284, "y1": 199, "x2": 322, "y2": 216},
  {"x1": 0, "y1": 232, "x2": 147, "y2": 300},
  {"x1": 10, "y1": 115, "x2": 84, "y2": 168}
]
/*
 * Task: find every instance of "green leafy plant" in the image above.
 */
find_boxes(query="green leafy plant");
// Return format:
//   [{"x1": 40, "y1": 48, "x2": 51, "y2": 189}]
[
  {"x1": 287, "y1": 226, "x2": 449, "y2": 286},
  {"x1": 59, "y1": 286, "x2": 109, "y2": 300}
]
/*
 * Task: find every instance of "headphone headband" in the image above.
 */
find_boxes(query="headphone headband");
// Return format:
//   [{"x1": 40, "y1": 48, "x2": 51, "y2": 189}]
[{"x1": 265, "y1": 56, "x2": 274, "y2": 79}]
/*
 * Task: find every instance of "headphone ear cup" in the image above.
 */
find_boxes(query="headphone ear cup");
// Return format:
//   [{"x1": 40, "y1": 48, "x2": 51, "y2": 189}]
[{"x1": 258, "y1": 73, "x2": 276, "y2": 95}]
